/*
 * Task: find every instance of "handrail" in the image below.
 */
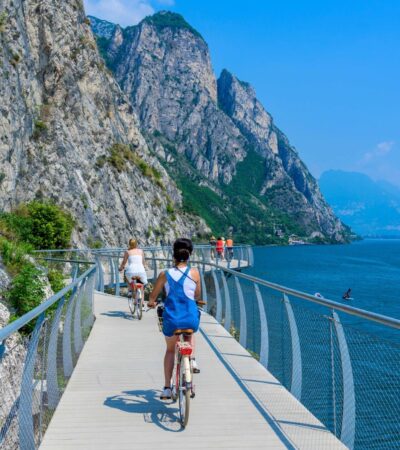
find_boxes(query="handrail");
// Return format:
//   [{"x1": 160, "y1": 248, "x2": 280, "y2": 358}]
[
  {"x1": 0, "y1": 264, "x2": 96, "y2": 343},
  {"x1": 148, "y1": 257, "x2": 400, "y2": 330}
]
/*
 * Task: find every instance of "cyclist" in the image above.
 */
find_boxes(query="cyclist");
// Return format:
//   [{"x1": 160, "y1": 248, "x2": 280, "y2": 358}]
[
  {"x1": 119, "y1": 238, "x2": 148, "y2": 304},
  {"x1": 148, "y1": 238, "x2": 201, "y2": 400}
]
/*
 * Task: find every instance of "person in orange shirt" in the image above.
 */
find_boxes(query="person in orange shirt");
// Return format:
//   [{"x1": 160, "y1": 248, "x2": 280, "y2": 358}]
[{"x1": 226, "y1": 237, "x2": 234, "y2": 261}]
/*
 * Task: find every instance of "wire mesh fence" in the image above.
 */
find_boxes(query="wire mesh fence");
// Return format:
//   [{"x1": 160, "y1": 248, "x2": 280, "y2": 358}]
[
  {"x1": 0, "y1": 267, "x2": 96, "y2": 450},
  {"x1": 196, "y1": 263, "x2": 400, "y2": 450}
]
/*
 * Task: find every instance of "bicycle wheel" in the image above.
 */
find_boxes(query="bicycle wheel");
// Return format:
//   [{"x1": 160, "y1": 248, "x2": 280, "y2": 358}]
[
  {"x1": 136, "y1": 288, "x2": 143, "y2": 320},
  {"x1": 178, "y1": 356, "x2": 190, "y2": 427},
  {"x1": 128, "y1": 291, "x2": 135, "y2": 316}
]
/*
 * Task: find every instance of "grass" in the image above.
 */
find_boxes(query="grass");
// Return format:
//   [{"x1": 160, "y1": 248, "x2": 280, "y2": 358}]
[{"x1": 97, "y1": 143, "x2": 165, "y2": 189}]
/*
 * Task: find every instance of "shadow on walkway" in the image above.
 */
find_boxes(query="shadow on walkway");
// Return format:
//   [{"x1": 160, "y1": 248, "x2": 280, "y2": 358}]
[
  {"x1": 104, "y1": 389, "x2": 182, "y2": 432},
  {"x1": 101, "y1": 310, "x2": 133, "y2": 320}
]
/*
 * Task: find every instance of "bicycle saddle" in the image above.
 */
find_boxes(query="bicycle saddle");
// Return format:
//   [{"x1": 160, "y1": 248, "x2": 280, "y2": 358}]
[{"x1": 173, "y1": 329, "x2": 194, "y2": 335}]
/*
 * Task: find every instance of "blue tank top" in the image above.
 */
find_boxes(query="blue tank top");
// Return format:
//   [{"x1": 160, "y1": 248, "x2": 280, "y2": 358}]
[{"x1": 162, "y1": 266, "x2": 200, "y2": 337}]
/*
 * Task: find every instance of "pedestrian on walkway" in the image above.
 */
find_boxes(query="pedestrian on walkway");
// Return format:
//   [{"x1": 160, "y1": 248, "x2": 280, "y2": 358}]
[
  {"x1": 209, "y1": 235, "x2": 217, "y2": 259},
  {"x1": 216, "y1": 237, "x2": 225, "y2": 261},
  {"x1": 226, "y1": 237, "x2": 234, "y2": 261}
]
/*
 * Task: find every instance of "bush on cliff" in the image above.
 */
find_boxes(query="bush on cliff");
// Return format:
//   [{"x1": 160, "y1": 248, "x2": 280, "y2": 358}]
[{"x1": 1, "y1": 201, "x2": 74, "y2": 250}]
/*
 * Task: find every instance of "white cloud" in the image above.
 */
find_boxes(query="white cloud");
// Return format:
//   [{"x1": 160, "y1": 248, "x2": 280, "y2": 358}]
[
  {"x1": 155, "y1": 0, "x2": 175, "y2": 5},
  {"x1": 361, "y1": 141, "x2": 394, "y2": 164},
  {"x1": 84, "y1": 0, "x2": 155, "y2": 26}
]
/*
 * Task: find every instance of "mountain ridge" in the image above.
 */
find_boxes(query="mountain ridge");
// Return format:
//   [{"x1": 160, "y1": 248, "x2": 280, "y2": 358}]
[
  {"x1": 92, "y1": 12, "x2": 349, "y2": 243},
  {"x1": 319, "y1": 170, "x2": 400, "y2": 236}
]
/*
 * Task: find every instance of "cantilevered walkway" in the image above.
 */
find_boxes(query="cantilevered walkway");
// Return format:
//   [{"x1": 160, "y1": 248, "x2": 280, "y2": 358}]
[{"x1": 39, "y1": 292, "x2": 346, "y2": 450}]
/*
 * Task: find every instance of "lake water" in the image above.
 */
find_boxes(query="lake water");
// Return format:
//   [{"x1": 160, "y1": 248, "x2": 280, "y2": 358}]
[
  {"x1": 217, "y1": 239, "x2": 400, "y2": 448},
  {"x1": 248, "y1": 238, "x2": 400, "y2": 320}
]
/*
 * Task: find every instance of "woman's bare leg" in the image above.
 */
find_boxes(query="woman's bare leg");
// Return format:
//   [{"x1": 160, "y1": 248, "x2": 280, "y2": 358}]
[{"x1": 164, "y1": 336, "x2": 177, "y2": 387}]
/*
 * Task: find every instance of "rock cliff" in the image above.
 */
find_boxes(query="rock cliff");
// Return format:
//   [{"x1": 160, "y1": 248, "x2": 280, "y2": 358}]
[
  {"x1": 0, "y1": 1, "x2": 206, "y2": 247},
  {"x1": 94, "y1": 11, "x2": 349, "y2": 243}
]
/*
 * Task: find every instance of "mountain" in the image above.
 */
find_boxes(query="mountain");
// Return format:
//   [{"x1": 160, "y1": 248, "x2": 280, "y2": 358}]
[
  {"x1": 319, "y1": 171, "x2": 400, "y2": 236},
  {"x1": 92, "y1": 11, "x2": 349, "y2": 244},
  {"x1": 0, "y1": 0, "x2": 206, "y2": 246}
]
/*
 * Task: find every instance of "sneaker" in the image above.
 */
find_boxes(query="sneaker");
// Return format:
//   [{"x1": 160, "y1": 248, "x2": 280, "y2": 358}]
[
  {"x1": 191, "y1": 358, "x2": 200, "y2": 374},
  {"x1": 160, "y1": 387, "x2": 172, "y2": 400}
]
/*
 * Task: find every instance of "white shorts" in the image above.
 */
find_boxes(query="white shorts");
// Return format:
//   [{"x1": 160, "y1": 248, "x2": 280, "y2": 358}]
[{"x1": 125, "y1": 270, "x2": 148, "y2": 285}]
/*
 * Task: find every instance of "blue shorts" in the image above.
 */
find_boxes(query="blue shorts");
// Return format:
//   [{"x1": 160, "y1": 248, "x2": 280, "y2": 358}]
[{"x1": 162, "y1": 311, "x2": 200, "y2": 337}]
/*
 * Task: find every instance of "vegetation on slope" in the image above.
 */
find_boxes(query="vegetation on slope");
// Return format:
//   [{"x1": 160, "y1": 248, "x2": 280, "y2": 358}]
[
  {"x1": 0, "y1": 201, "x2": 73, "y2": 327},
  {"x1": 152, "y1": 132, "x2": 305, "y2": 244},
  {"x1": 142, "y1": 11, "x2": 203, "y2": 39}
]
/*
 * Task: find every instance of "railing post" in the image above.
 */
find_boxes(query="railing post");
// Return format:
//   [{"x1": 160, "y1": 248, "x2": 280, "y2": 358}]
[
  {"x1": 96, "y1": 255, "x2": 104, "y2": 292},
  {"x1": 47, "y1": 296, "x2": 66, "y2": 409},
  {"x1": 234, "y1": 276, "x2": 247, "y2": 348},
  {"x1": 255, "y1": 284, "x2": 269, "y2": 368},
  {"x1": 211, "y1": 269, "x2": 223, "y2": 323},
  {"x1": 71, "y1": 262, "x2": 79, "y2": 281},
  {"x1": 114, "y1": 254, "x2": 120, "y2": 296},
  {"x1": 19, "y1": 313, "x2": 45, "y2": 450},
  {"x1": 199, "y1": 268, "x2": 208, "y2": 313},
  {"x1": 63, "y1": 287, "x2": 78, "y2": 377},
  {"x1": 221, "y1": 273, "x2": 231, "y2": 332},
  {"x1": 283, "y1": 294, "x2": 302, "y2": 400},
  {"x1": 108, "y1": 256, "x2": 114, "y2": 291},
  {"x1": 332, "y1": 311, "x2": 355, "y2": 450},
  {"x1": 73, "y1": 279, "x2": 86, "y2": 355},
  {"x1": 153, "y1": 249, "x2": 158, "y2": 280}
]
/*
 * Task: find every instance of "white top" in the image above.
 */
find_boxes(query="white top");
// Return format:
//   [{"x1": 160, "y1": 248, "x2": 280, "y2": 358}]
[
  {"x1": 126, "y1": 254, "x2": 145, "y2": 273},
  {"x1": 165, "y1": 267, "x2": 196, "y2": 300}
]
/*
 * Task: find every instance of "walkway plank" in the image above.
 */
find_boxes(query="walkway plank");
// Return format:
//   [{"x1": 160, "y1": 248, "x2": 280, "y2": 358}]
[{"x1": 39, "y1": 292, "x2": 346, "y2": 450}]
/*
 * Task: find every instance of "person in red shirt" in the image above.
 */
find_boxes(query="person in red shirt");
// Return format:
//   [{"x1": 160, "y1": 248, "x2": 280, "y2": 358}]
[{"x1": 216, "y1": 237, "x2": 225, "y2": 260}]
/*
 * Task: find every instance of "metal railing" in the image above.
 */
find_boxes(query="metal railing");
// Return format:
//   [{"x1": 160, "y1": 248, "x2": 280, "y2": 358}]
[
  {"x1": 96, "y1": 251, "x2": 400, "y2": 450},
  {"x1": 3, "y1": 244, "x2": 398, "y2": 449},
  {"x1": 0, "y1": 261, "x2": 96, "y2": 450}
]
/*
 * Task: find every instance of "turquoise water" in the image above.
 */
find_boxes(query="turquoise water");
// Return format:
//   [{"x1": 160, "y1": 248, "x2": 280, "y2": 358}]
[
  {"x1": 237, "y1": 239, "x2": 400, "y2": 448},
  {"x1": 248, "y1": 239, "x2": 400, "y2": 320}
]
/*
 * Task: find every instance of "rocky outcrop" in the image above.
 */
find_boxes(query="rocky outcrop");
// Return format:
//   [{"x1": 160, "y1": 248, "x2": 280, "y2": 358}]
[
  {"x1": 94, "y1": 11, "x2": 349, "y2": 242},
  {"x1": 104, "y1": 12, "x2": 246, "y2": 184},
  {"x1": 217, "y1": 70, "x2": 345, "y2": 239},
  {"x1": 0, "y1": 1, "x2": 207, "y2": 247}
]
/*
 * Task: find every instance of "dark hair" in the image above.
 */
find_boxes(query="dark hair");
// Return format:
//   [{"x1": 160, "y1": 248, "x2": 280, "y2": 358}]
[{"x1": 173, "y1": 238, "x2": 193, "y2": 262}]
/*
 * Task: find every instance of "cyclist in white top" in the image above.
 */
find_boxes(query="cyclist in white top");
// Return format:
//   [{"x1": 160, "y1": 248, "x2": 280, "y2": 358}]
[{"x1": 119, "y1": 239, "x2": 148, "y2": 302}]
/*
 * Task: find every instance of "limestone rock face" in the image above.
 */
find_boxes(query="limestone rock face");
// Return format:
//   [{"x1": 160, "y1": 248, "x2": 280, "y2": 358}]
[
  {"x1": 105, "y1": 12, "x2": 247, "y2": 184},
  {"x1": 95, "y1": 12, "x2": 348, "y2": 242},
  {"x1": 217, "y1": 70, "x2": 346, "y2": 239},
  {"x1": 0, "y1": 1, "x2": 207, "y2": 247}
]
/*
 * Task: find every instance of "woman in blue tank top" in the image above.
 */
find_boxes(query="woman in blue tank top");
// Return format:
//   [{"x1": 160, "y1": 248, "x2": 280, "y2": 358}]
[{"x1": 148, "y1": 238, "x2": 201, "y2": 399}]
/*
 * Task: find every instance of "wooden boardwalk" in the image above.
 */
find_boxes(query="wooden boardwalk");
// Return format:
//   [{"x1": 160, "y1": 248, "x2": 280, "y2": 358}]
[{"x1": 39, "y1": 292, "x2": 346, "y2": 450}]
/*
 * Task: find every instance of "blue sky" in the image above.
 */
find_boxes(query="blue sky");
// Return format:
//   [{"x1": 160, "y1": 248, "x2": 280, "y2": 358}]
[{"x1": 84, "y1": 0, "x2": 400, "y2": 186}]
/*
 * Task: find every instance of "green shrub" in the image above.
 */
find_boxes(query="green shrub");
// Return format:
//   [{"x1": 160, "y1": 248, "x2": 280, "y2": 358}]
[
  {"x1": 166, "y1": 201, "x2": 175, "y2": 215},
  {"x1": 0, "y1": 237, "x2": 33, "y2": 274},
  {"x1": 47, "y1": 269, "x2": 65, "y2": 293},
  {"x1": 87, "y1": 237, "x2": 103, "y2": 249},
  {"x1": 0, "y1": 12, "x2": 7, "y2": 33},
  {"x1": 5, "y1": 201, "x2": 74, "y2": 250},
  {"x1": 33, "y1": 120, "x2": 48, "y2": 140},
  {"x1": 6, "y1": 264, "x2": 46, "y2": 321}
]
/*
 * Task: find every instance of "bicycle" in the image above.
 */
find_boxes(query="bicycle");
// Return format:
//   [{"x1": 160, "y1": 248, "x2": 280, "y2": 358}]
[
  {"x1": 128, "y1": 277, "x2": 144, "y2": 320},
  {"x1": 156, "y1": 300, "x2": 206, "y2": 428}
]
